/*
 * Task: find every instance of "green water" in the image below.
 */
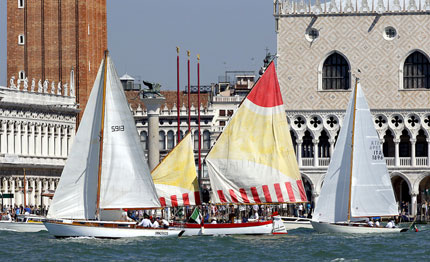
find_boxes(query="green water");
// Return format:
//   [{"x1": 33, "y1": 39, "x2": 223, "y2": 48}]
[{"x1": 0, "y1": 225, "x2": 428, "y2": 261}]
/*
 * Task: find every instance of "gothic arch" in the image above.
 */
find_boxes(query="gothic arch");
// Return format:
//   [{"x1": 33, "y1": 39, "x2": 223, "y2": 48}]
[
  {"x1": 399, "y1": 49, "x2": 430, "y2": 90},
  {"x1": 318, "y1": 50, "x2": 351, "y2": 91}
]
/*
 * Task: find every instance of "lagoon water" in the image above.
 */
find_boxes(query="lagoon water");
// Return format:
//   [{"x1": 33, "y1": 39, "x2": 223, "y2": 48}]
[{"x1": 1, "y1": 225, "x2": 429, "y2": 261}]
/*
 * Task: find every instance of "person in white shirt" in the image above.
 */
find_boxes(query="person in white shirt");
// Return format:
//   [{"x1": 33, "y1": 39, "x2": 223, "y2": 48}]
[
  {"x1": 375, "y1": 220, "x2": 380, "y2": 227},
  {"x1": 367, "y1": 219, "x2": 374, "y2": 227},
  {"x1": 385, "y1": 220, "x2": 395, "y2": 228},
  {"x1": 138, "y1": 215, "x2": 153, "y2": 227},
  {"x1": 161, "y1": 219, "x2": 169, "y2": 228},
  {"x1": 152, "y1": 218, "x2": 160, "y2": 228}
]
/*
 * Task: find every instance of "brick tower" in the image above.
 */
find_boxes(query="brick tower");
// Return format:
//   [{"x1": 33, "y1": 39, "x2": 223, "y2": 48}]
[{"x1": 7, "y1": 0, "x2": 107, "y2": 119}]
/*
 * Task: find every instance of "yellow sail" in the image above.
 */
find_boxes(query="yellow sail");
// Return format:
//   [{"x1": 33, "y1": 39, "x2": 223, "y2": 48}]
[
  {"x1": 206, "y1": 62, "x2": 307, "y2": 204},
  {"x1": 151, "y1": 132, "x2": 200, "y2": 207}
]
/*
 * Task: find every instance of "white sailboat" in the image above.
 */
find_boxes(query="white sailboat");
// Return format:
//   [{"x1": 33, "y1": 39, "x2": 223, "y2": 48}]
[
  {"x1": 202, "y1": 61, "x2": 308, "y2": 235},
  {"x1": 44, "y1": 51, "x2": 184, "y2": 238},
  {"x1": 311, "y1": 80, "x2": 406, "y2": 233}
]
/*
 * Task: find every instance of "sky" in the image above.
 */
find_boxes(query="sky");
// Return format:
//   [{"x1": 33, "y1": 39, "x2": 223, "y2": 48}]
[{"x1": 0, "y1": 1, "x2": 277, "y2": 90}]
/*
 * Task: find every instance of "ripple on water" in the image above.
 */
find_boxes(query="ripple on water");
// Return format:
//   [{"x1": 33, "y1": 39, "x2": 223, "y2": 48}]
[{"x1": 0, "y1": 225, "x2": 429, "y2": 261}]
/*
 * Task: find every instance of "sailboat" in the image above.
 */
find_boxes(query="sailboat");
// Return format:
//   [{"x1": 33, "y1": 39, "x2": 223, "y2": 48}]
[
  {"x1": 151, "y1": 131, "x2": 275, "y2": 236},
  {"x1": 202, "y1": 61, "x2": 306, "y2": 235},
  {"x1": 43, "y1": 51, "x2": 184, "y2": 238},
  {"x1": 311, "y1": 80, "x2": 407, "y2": 233}
]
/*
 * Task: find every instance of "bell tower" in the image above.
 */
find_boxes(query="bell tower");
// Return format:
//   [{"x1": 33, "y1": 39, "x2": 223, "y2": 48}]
[{"x1": 7, "y1": 0, "x2": 107, "y2": 119}]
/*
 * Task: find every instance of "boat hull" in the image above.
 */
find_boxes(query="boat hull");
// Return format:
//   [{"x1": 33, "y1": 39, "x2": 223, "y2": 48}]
[
  {"x1": 44, "y1": 220, "x2": 184, "y2": 238},
  {"x1": 281, "y1": 217, "x2": 313, "y2": 230},
  {"x1": 0, "y1": 221, "x2": 47, "y2": 232},
  {"x1": 172, "y1": 221, "x2": 274, "y2": 236},
  {"x1": 311, "y1": 221, "x2": 407, "y2": 233}
]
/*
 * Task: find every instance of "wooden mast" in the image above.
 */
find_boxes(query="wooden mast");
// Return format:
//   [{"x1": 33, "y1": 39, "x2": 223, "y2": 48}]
[
  {"x1": 23, "y1": 168, "x2": 27, "y2": 208},
  {"x1": 347, "y1": 78, "x2": 359, "y2": 222},
  {"x1": 96, "y1": 50, "x2": 109, "y2": 219}
]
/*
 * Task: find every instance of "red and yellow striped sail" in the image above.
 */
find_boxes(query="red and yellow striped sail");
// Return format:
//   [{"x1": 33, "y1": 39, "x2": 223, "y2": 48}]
[
  {"x1": 206, "y1": 62, "x2": 307, "y2": 204},
  {"x1": 151, "y1": 133, "x2": 201, "y2": 207}
]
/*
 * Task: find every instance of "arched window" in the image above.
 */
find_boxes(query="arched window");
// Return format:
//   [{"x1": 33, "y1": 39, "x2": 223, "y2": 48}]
[
  {"x1": 203, "y1": 130, "x2": 211, "y2": 150},
  {"x1": 140, "y1": 131, "x2": 147, "y2": 150},
  {"x1": 302, "y1": 130, "x2": 314, "y2": 158},
  {"x1": 159, "y1": 131, "x2": 165, "y2": 150},
  {"x1": 416, "y1": 129, "x2": 428, "y2": 157},
  {"x1": 403, "y1": 51, "x2": 430, "y2": 89},
  {"x1": 194, "y1": 130, "x2": 199, "y2": 150},
  {"x1": 167, "y1": 130, "x2": 174, "y2": 150},
  {"x1": 322, "y1": 53, "x2": 350, "y2": 90},
  {"x1": 318, "y1": 130, "x2": 330, "y2": 158},
  {"x1": 399, "y1": 130, "x2": 411, "y2": 157}
]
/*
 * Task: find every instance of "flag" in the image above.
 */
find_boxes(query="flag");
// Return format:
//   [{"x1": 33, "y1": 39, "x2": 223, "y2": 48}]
[{"x1": 190, "y1": 207, "x2": 201, "y2": 224}]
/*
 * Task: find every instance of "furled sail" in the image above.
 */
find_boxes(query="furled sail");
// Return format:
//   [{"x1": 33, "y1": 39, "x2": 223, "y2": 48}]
[
  {"x1": 47, "y1": 61, "x2": 105, "y2": 220},
  {"x1": 151, "y1": 133, "x2": 201, "y2": 207},
  {"x1": 206, "y1": 62, "x2": 307, "y2": 204},
  {"x1": 99, "y1": 55, "x2": 160, "y2": 210},
  {"x1": 313, "y1": 82, "x2": 398, "y2": 224}
]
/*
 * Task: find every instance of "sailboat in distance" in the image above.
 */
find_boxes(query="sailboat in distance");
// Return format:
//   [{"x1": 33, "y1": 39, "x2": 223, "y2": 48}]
[
  {"x1": 311, "y1": 79, "x2": 407, "y2": 233},
  {"x1": 44, "y1": 51, "x2": 184, "y2": 238}
]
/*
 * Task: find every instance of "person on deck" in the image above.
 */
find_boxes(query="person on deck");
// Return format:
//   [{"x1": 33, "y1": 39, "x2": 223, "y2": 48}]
[
  {"x1": 138, "y1": 215, "x2": 153, "y2": 227},
  {"x1": 367, "y1": 219, "x2": 374, "y2": 227},
  {"x1": 161, "y1": 218, "x2": 169, "y2": 229},
  {"x1": 385, "y1": 220, "x2": 395, "y2": 228},
  {"x1": 152, "y1": 218, "x2": 160, "y2": 228},
  {"x1": 375, "y1": 219, "x2": 380, "y2": 227}
]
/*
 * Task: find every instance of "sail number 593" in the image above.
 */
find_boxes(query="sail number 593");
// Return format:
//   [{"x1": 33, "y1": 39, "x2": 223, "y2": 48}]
[{"x1": 111, "y1": 125, "x2": 124, "y2": 132}]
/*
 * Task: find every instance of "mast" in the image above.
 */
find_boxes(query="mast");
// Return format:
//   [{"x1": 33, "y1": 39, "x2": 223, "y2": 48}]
[
  {"x1": 347, "y1": 78, "x2": 359, "y2": 222},
  {"x1": 96, "y1": 50, "x2": 109, "y2": 219},
  {"x1": 23, "y1": 168, "x2": 27, "y2": 208},
  {"x1": 197, "y1": 54, "x2": 202, "y2": 191},
  {"x1": 176, "y1": 47, "x2": 181, "y2": 143},
  {"x1": 187, "y1": 50, "x2": 191, "y2": 132}
]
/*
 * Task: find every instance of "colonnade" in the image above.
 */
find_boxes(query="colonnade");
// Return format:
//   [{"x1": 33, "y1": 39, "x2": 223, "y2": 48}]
[
  {"x1": 0, "y1": 176, "x2": 58, "y2": 208},
  {"x1": 0, "y1": 120, "x2": 74, "y2": 157}
]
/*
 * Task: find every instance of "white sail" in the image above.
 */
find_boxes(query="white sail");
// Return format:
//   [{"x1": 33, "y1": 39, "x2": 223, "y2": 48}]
[
  {"x1": 206, "y1": 62, "x2": 307, "y2": 205},
  {"x1": 47, "y1": 61, "x2": 105, "y2": 220},
  {"x1": 99, "y1": 56, "x2": 160, "y2": 210},
  {"x1": 312, "y1": 84, "x2": 355, "y2": 223},
  {"x1": 48, "y1": 54, "x2": 161, "y2": 220},
  {"x1": 313, "y1": 82, "x2": 398, "y2": 224},
  {"x1": 350, "y1": 84, "x2": 398, "y2": 218}
]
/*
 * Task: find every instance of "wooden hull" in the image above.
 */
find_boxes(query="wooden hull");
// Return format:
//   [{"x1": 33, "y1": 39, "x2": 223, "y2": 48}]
[
  {"x1": 311, "y1": 221, "x2": 407, "y2": 233},
  {"x1": 172, "y1": 221, "x2": 274, "y2": 236},
  {"x1": 281, "y1": 217, "x2": 313, "y2": 230},
  {"x1": 0, "y1": 221, "x2": 47, "y2": 232},
  {"x1": 44, "y1": 220, "x2": 184, "y2": 238}
]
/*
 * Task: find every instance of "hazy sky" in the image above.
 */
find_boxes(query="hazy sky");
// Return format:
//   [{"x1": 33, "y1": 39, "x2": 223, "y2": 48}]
[{"x1": 0, "y1": 1, "x2": 277, "y2": 89}]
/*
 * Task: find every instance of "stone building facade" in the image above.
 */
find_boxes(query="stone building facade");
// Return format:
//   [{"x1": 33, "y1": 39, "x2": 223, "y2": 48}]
[
  {"x1": 274, "y1": 0, "x2": 430, "y2": 216},
  {"x1": 0, "y1": 79, "x2": 78, "y2": 209},
  {"x1": 7, "y1": 0, "x2": 107, "y2": 119}
]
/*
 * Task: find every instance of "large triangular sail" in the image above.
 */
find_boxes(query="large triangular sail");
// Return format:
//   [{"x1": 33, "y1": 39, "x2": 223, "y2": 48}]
[
  {"x1": 206, "y1": 62, "x2": 307, "y2": 205},
  {"x1": 349, "y1": 83, "x2": 398, "y2": 218},
  {"x1": 48, "y1": 61, "x2": 105, "y2": 220},
  {"x1": 151, "y1": 133, "x2": 201, "y2": 207},
  {"x1": 99, "y1": 55, "x2": 160, "y2": 210},
  {"x1": 313, "y1": 82, "x2": 398, "y2": 224},
  {"x1": 48, "y1": 53, "x2": 161, "y2": 220}
]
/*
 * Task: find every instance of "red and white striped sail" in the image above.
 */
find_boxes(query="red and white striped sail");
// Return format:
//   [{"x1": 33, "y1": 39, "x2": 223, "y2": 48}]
[{"x1": 206, "y1": 62, "x2": 307, "y2": 204}]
